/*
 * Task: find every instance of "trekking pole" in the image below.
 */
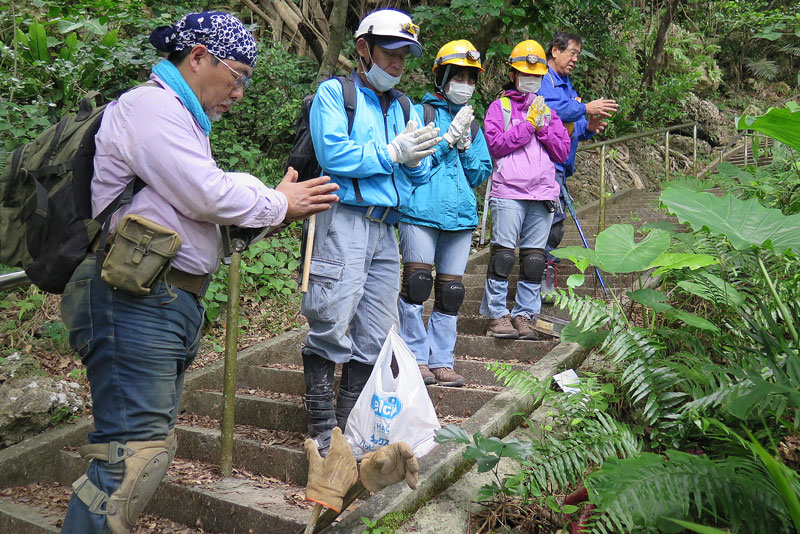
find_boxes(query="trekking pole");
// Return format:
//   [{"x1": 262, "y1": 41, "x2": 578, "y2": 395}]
[
  {"x1": 560, "y1": 183, "x2": 608, "y2": 296},
  {"x1": 220, "y1": 235, "x2": 246, "y2": 476},
  {"x1": 301, "y1": 214, "x2": 316, "y2": 293},
  {"x1": 303, "y1": 503, "x2": 323, "y2": 534},
  {"x1": 479, "y1": 177, "x2": 492, "y2": 246}
]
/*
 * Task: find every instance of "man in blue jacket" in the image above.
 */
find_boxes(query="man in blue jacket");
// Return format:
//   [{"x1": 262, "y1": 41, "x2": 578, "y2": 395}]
[
  {"x1": 538, "y1": 32, "x2": 617, "y2": 293},
  {"x1": 302, "y1": 8, "x2": 440, "y2": 455}
]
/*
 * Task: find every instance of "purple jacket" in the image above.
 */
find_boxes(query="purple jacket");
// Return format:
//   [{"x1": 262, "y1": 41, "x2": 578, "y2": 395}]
[{"x1": 484, "y1": 88, "x2": 571, "y2": 201}]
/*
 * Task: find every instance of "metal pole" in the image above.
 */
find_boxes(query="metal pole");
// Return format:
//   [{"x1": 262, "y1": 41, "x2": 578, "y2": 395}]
[
  {"x1": 220, "y1": 237, "x2": 246, "y2": 477},
  {"x1": 665, "y1": 131, "x2": 670, "y2": 181},
  {"x1": 479, "y1": 176, "x2": 492, "y2": 246},
  {"x1": 599, "y1": 145, "x2": 606, "y2": 232},
  {"x1": 562, "y1": 183, "x2": 608, "y2": 296},
  {"x1": 744, "y1": 131, "x2": 748, "y2": 166},
  {"x1": 693, "y1": 124, "x2": 698, "y2": 178}
]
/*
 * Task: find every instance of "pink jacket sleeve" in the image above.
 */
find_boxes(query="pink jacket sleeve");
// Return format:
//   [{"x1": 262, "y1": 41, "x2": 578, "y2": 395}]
[
  {"x1": 534, "y1": 109, "x2": 571, "y2": 164},
  {"x1": 483, "y1": 99, "x2": 536, "y2": 160}
]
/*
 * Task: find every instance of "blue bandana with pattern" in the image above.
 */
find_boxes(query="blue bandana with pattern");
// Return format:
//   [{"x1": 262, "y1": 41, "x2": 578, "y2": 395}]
[
  {"x1": 149, "y1": 11, "x2": 258, "y2": 68},
  {"x1": 152, "y1": 59, "x2": 211, "y2": 136}
]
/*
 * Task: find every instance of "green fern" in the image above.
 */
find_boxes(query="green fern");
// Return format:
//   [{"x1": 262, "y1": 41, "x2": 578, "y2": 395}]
[
  {"x1": 584, "y1": 450, "x2": 797, "y2": 534},
  {"x1": 745, "y1": 58, "x2": 779, "y2": 80},
  {"x1": 523, "y1": 412, "x2": 642, "y2": 493},
  {"x1": 487, "y1": 361, "x2": 549, "y2": 399}
]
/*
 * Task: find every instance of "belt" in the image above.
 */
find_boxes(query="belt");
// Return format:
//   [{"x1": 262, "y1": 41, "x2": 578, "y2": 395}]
[
  {"x1": 166, "y1": 268, "x2": 211, "y2": 298},
  {"x1": 340, "y1": 204, "x2": 402, "y2": 225}
]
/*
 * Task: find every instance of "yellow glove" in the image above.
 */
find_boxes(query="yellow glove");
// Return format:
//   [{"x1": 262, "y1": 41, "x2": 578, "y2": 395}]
[
  {"x1": 526, "y1": 95, "x2": 551, "y2": 130},
  {"x1": 304, "y1": 427, "x2": 358, "y2": 512},
  {"x1": 359, "y1": 442, "x2": 419, "y2": 493}
]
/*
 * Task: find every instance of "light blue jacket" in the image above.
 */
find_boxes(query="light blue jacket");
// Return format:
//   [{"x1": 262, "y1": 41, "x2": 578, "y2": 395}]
[
  {"x1": 400, "y1": 93, "x2": 492, "y2": 231},
  {"x1": 537, "y1": 67, "x2": 594, "y2": 177},
  {"x1": 309, "y1": 73, "x2": 431, "y2": 209}
]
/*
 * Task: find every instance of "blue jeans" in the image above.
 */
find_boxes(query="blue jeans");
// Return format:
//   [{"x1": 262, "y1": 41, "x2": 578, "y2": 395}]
[
  {"x1": 397, "y1": 223, "x2": 472, "y2": 369},
  {"x1": 480, "y1": 198, "x2": 554, "y2": 319},
  {"x1": 301, "y1": 203, "x2": 401, "y2": 365},
  {"x1": 60, "y1": 254, "x2": 204, "y2": 533}
]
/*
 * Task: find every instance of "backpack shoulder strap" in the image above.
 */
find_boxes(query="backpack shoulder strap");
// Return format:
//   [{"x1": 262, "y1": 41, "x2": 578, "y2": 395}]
[
  {"x1": 400, "y1": 94, "x2": 411, "y2": 125},
  {"x1": 470, "y1": 119, "x2": 479, "y2": 139},
  {"x1": 423, "y1": 103, "x2": 435, "y2": 127},
  {"x1": 500, "y1": 97, "x2": 512, "y2": 132},
  {"x1": 335, "y1": 75, "x2": 358, "y2": 134}
]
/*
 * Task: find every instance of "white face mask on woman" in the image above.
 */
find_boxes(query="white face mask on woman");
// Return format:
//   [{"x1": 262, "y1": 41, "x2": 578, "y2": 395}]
[
  {"x1": 517, "y1": 75, "x2": 543, "y2": 94},
  {"x1": 444, "y1": 81, "x2": 475, "y2": 105}
]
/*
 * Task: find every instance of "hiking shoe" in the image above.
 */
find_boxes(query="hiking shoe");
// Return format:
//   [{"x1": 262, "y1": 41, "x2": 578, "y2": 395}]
[
  {"x1": 511, "y1": 315, "x2": 539, "y2": 340},
  {"x1": 418, "y1": 364, "x2": 436, "y2": 385},
  {"x1": 488, "y1": 315, "x2": 519, "y2": 339},
  {"x1": 431, "y1": 367, "x2": 465, "y2": 387}
]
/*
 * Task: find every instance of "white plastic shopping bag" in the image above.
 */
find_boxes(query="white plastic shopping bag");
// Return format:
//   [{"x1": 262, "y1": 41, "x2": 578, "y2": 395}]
[{"x1": 344, "y1": 326, "x2": 441, "y2": 459}]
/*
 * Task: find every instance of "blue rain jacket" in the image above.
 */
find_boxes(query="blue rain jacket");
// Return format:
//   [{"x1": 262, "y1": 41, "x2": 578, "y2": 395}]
[
  {"x1": 400, "y1": 93, "x2": 492, "y2": 231},
  {"x1": 309, "y1": 72, "x2": 431, "y2": 209},
  {"x1": 538, "y1": 67, "x2": 595, "y2": 177}
]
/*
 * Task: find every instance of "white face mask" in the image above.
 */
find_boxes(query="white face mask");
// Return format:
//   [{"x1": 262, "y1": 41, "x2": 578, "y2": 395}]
[
  {"x1": 444, "y1": 81, "x2": 475, "y2": 105},
  {"x1": 517, "y1": 76, "x2": 542, "y2": 94},
  {"x1": 362, "y1": 50, "x2": 401, "y2": 92}
]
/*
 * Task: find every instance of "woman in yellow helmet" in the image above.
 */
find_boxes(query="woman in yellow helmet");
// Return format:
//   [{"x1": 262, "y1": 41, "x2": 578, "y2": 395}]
[
  {"x1": 397, "y1": 39, "x2": 492, "y2": 387},
  {"x1": 479, "y1": 39, "x2": 571, "y2": 339}
]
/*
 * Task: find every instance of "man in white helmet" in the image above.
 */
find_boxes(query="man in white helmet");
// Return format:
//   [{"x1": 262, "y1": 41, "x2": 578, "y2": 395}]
[{"x1": 301, "y1": 8, "x2": 441, "y2": 456}]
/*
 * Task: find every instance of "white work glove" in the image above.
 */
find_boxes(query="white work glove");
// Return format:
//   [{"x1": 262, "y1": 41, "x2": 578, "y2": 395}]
[
  {"x1": 527, "y1": 95, "x2": 551, "y2": 130},
  {"x1": 387, "y1": 121, "x2": 441, "y2": 167},
  {"x1": 443, "y1": 105, "x2": 474, "y2": 148}
]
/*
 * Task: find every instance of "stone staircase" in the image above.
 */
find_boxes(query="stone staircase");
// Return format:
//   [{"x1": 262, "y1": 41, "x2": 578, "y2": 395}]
[{"x1": 0, "y1": 187, "x2": 674, "y2": 534}]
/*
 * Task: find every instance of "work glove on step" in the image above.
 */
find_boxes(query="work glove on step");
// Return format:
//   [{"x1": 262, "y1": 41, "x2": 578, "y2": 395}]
[
  {"x1": 526, "y1": 95, "x2": 551, "y2": 130},
  {"x1": 443, "y1": 105, "x2": 474, "y2": 148},
  {"x1": 387, "y1": 121, "x2": 441, "y2": 167},
  {"x1": 359, "y1": 441, "x2": 419, "y2": 493},
  {"x1": 304, "y1": 427, "x2": 358, "y2": 512}
]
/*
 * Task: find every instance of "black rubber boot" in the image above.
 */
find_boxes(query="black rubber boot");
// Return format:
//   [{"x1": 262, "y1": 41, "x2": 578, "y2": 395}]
[
  {"x1": 335, "y1": 360, "x2": 374, "y2": 432},
  {"x1": 302, "y1": 352, "x2": 337, "y2": 456}
]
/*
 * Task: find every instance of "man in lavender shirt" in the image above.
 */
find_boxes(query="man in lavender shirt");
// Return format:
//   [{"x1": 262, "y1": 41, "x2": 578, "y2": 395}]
[{"x1": 59, "y1": 12, "x2": 338, "y2": 534}]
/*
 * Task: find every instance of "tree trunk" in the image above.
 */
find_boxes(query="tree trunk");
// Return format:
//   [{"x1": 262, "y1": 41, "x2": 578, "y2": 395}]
[
  {"x1": 641, "y1": 0, "x2": 682, "y2": 89},
  {"x1": 633, "y1": 0, "x2": 682, "y2": 120},
  {"x1": 316, "y1": 0, "x2": 348, "y2": 83}
]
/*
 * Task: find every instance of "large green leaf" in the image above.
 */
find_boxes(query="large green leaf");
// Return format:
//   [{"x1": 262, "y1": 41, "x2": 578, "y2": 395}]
[
  {"x1": 628, "y1": 289, "x2": 673, "y2": 312},
  {"x1": 649, "y1": 253, "x2": 719, "y2": 276},
  {"x1": 677, "y1": 272, "x2": 745, "y2": 307},
  {"x1": 660, "y1": 188, "x2": 800, "y2": 255},
  {"x1": 551, "y1": 245, "x2": 596, "y2": 270},
  {"x1": 737, "y1": 105, "x2": 800, "y2": 152},
  {"x1": 27, "y1": 22, "x2": 51, "y2": 64},
  {"x1": 666, "y1": 309, "x2": 720, "y2": 332},
  {"x1": 594, "y1": 224, "x2": 671, "y2": 274}
]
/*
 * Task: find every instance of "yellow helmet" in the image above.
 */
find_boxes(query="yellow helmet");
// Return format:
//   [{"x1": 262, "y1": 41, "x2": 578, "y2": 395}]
[
  {"x1": 508, "y1": 40, "x2": 548, "y2": 75},
  {"x1": 433, "y1": 39, "x2": 483, "y2": 72}
]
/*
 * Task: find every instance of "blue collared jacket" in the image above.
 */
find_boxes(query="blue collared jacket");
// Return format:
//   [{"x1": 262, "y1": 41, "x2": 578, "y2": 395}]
[
  {"x1": 399, "y1": 93, "x2": 492, "y2": 231},
  {"x1": 309, "y1": 73, "x2": 431, "y2": 209},
  {"x1": 537, "y1": 67, "x2": 594, "y2": 177}
]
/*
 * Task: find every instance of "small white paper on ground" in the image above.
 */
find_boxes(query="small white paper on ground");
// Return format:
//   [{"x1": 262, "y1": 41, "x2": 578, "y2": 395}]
[{"x1": 553, "y1": 369, "x2": 581, "y2": 395}]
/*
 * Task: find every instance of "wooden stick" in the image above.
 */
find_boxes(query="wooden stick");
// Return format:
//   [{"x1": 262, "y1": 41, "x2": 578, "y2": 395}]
[
  {"x1": 303, "y1": 503, "x2": 323, "y2": 534},
  {"x1": 301, "y1": 214, "x2": 316, "y2": 293}
]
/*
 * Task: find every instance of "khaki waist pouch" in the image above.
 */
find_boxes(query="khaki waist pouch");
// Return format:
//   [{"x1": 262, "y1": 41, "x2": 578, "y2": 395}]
[{"x1": 101, "y1": 214, "x2": 182, "y2": 296}]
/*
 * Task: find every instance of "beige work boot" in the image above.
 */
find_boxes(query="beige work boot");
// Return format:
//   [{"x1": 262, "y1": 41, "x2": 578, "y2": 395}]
[
  {"x1": 511, "y1": 314, "x2": 539, "y2": 340},
  {"x1": 431, "y1": 367, "x2": 465, "y2": 387},
  {"x1": 418, "y1": 364, "x2": 436, "y2": 385},
  {"x1": 488, "y1": 314, "x2": 519, "y2": 339}
]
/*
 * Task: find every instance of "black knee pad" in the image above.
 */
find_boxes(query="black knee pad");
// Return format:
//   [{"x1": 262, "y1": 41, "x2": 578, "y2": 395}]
[
  {"x1": 433, "y1": 274, "x2": 465, "y2": 316},
  {"x1": 547, "y1": 220, "x2": 564, "y2": 250},
  {"x1": 487, "y1": 245, "x2": 515, "y2": 280},
  {"x1": 400, "y1": 262, "x2": 433, "y2": 304},
  {"x1": 519, "y1": 248, "x2": 546, "y2": 283}
]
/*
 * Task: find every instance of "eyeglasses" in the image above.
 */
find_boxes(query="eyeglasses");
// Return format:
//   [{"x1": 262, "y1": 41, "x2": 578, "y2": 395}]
[{"x1": 212, "y1": 54, "x2": 251, "y2": 88}]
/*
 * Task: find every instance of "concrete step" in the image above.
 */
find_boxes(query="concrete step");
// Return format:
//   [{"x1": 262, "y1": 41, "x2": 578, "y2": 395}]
[
  {"x1": 0, "y1": 500, "x2": 60, "y2": 534},
  {"x1": 454, "y1": 334, "x2": 558, "y2": 362},
  {"x1": 56, "y1": 450, "x2": 310, "y2": 533}
]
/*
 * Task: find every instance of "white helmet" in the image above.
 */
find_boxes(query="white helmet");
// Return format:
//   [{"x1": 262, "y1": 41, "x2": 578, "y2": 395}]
[{"x1": 354, "y1": 9, "x2": 422, "y2": 57}]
